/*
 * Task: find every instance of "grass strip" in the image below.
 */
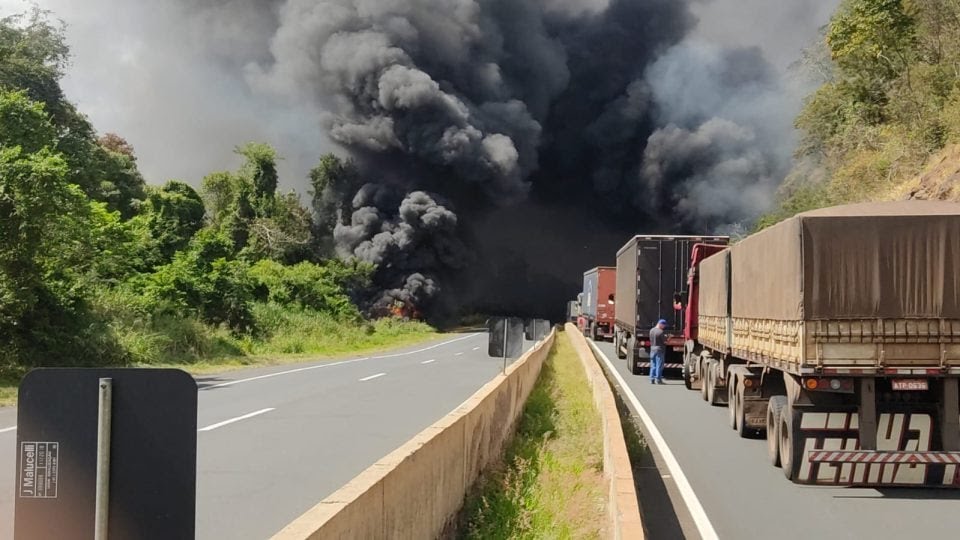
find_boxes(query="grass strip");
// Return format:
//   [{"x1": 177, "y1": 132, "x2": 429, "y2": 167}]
[
  {"x1": 0, "y1": 317, "x2": 438, "y2": 408},
  {"x1": 457, "y1": 330, "x2": 606, "y2": 539}
]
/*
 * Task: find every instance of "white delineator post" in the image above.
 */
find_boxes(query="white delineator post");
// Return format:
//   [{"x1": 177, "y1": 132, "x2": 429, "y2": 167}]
[{"x1": 94, "y1": 377, "x2": 113, "y2": 540}]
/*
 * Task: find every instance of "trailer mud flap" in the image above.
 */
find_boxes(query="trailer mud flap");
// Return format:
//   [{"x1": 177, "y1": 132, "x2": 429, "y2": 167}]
[{"x1": 794, "y1": 411, "x2": 960, "y2": 487}]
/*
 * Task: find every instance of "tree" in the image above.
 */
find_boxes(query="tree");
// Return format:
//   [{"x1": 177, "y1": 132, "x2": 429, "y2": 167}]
[
  {"x1": 142, "y1": 181, "x2": 206, "y2": 262},
  {"x1": 828, "y1": 0, "x2": 917, "y2": 86},
  {"x1": 246, "y1": 192, "x2": 314, "y2": 264},
  {"x1": 236, "y1": 142, "x2": 279, "y2": 207},
  {"x1": 1, "y1": 12, "x2": 146, "y2": 217},
  {"x1": 309, "y1": 154, "x2": 360, "y2": 253}
]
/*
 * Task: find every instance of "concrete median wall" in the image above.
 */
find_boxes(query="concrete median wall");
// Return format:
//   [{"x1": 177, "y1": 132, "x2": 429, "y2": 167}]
[
  {"x1": 272, "y1": 330, "x2": 556, "y2": 540},
  {"x1": 565, "y1": 323, "x2": 645, "y2": 540}
]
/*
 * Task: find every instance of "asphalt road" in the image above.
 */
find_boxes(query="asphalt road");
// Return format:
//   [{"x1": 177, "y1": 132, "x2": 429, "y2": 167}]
[
  {"x1": 589, "y1": 339, "x2": 960, "y2": 540},
  {"x1": 0, "y1": 331, "x2": 531, "y2": 540}
]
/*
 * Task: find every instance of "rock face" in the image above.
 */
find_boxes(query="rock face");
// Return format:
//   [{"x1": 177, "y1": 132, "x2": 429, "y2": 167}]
[{"x1": 907, "y1": 145, "x2": 960, "y2": 201}]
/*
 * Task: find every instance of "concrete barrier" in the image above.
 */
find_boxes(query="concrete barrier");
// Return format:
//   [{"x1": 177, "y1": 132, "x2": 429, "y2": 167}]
[
  {"x1": 565, "y1": 323, "x2": 645, "y2": 540},
  {"x1": 272, "y1": 330, "x2": 556, "y2": 540}
]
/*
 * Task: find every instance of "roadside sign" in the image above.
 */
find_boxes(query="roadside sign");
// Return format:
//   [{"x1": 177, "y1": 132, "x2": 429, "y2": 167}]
[
  {"x1": 488, "y1": 317, "x2": 524, "y2": 359},
  {"x1": 14, "y1": 368, "x2": 197, "y2": 540},
  {"x1": 524, "y1": 319, "x2": 551, "y2": 341}
]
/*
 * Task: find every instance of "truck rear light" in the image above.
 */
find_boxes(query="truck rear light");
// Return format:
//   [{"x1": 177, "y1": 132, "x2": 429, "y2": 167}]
[
  {"x1": 803, "y1": 377, "x2": 854, "y2": 393},
  {"x1": 742, "y1": 378, "x2": 754, "y2": 388}
]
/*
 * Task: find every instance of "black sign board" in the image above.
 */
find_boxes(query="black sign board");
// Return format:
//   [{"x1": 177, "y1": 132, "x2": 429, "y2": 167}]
[
  {"x1": 15, "y1": 368, "x2": 197, "y2": 540},
  {"x1": 524, "y1": 319, "x2": 551, "y2": 341},
  {"x1": 487, "y1": 317, "x2": 524, "y2": 358}
]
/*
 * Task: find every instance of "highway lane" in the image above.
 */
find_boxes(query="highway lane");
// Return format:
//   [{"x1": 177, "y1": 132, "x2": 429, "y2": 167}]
[
  {"x1": 0, "y1": 331, "x2": 531, "y2": 540},
  {"x1": 589, "y1": 339, "x2": 960, "y2": 540}
]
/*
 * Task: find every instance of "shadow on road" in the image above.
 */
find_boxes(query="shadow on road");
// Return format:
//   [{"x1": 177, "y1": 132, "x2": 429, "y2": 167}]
[
  {"x1": 834, "y1": 488, "x2": 960, "y2": 500},
  {"x1": 611, "y1": 378, "x2": 690, "y2": 539}
]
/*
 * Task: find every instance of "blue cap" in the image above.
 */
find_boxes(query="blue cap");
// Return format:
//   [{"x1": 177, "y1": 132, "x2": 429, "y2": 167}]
[{"x1": 657, "y1": 319, "x2": 668, "y2": 326}]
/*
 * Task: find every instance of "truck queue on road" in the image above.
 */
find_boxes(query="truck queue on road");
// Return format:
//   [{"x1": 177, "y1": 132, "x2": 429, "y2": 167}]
[{"x1": 575, "y1": 201, "x2": 960, "y2": 488}]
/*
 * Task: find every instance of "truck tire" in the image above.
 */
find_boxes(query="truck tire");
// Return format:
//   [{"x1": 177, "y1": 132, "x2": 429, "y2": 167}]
[
  {"x1": 590, "y1": 323, "x2": 597, "y2": 341},
  {"x1": 707, "y1": 361, "x2": 723, "y2": 406},
  {"x1": 627, "y1": 335, "x2": 640, "y2": 375},
  {"x1": 767, "y1": 396, "x2": 787, "y2": 467},
  {"x1": 699, "y1": 359, "x2": 709, "y2": 401},
  {"x1": 727, "y1": 370, "x2": 738, "y2": 429},
  {"x1": 734, "y1": 381, "x2": 753, "y2": 439},
  {"x1": 682, "y1": 354, "x2": 693, "y2": 390},
  {"x1": 616, "y1": 331, "x2": 627, "y2": 359},
  {"x1": 778, "y1": 404, "x2": 803, "y2": 481}
]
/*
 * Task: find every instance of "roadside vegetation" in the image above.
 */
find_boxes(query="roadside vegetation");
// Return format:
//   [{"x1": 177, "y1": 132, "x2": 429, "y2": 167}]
[
  {"x1": 762, "y1": 0, "x2": 960, "y2": 226},
  {"x1": 0, "y1": 11, "x2": 436, "y2": 404},
  {"x1": 457, "y1": 331, "x2": 605, "y2": 540}
]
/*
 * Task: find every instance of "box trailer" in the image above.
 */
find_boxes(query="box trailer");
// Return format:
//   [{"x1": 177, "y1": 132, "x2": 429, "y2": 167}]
[
  {"x1": 614, "y1": 235, "x2": 729, "y2": 375},
  {"x1": 684, "y1": 201, "x2": 960, "y2": 487},
  {"x1": 580, "y1": 267, "x2": 616, "y2": 341}
]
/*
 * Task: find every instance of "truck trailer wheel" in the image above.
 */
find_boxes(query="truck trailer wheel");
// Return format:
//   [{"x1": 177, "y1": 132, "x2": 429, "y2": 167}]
[
  {"x1": 727, "y1": 371, "x2": 738, "y2": 429},
  {"x1": 627, "y1": 336, "x2": 640, "y2": 375},
  {"x1": 734, "y1": 381, "x2": 754, "y2": 439},
  {"x1": 615, "y1": 331, "x2": 627, "y2": 359},
  {"x1": 699, "y1": 359, "x2": 709, "y2": 401},
  {"x1": 682, "y1": 355, "x2": 693, "y2": 390},
  {"x1": 778, "y1": 404, "x2": 803, "y2": 481},
  {"x1": 706, "y1": 361, "x2": 723, "y2": 406},
  {"x1": 590, "y1": 323, "x2": 597, "y2": 341},
  {"x1": 766, "y1": 396, "x2": 787, "y2": 467}
]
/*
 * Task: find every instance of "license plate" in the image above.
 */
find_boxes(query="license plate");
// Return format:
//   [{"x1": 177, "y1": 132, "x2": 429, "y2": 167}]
[
  {"x1": 672, "y1": 347, "x2": 683, "y2": 352},
  {"x1": 892, "y1": 379, "x2": 928, "y2": 391}
]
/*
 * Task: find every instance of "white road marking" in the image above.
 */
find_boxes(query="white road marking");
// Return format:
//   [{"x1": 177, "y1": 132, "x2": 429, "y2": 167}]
[
  {"x1": 198, "y1": 408, "x2": 274, "y2": 432},
  {"x1": 359, "y1": 373, "x2": 386, "y2": 382},
  {"x1": 454, "y1": 352, "x2": 464, "y2": 356},
  {"x1": 472, "y1": 346, "x2": 480, "y2": 351},
  {"x1": 421, "y1": 359, "x2": 436, "y2": 365},
  {"x1": 588, "y1": 339, "x2": 719, "y2": 540},
  {"x1": 204, "y1": 333, "x2": 481, "y2": 389},
  {"x1": 0, "y1": 426, "x2": 16, "y2": 434}
]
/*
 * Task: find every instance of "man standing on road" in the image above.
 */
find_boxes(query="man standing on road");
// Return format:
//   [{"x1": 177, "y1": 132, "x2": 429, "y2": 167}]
[{"x1": 650, "y1": 319, "x2": 667, "y2": 384}]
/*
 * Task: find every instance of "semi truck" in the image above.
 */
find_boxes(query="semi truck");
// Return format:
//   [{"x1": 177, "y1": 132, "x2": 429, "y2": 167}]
[
  {"x1": 580, "y1": 266, "x2": 616, "y2": 341},
  {"x1": 614, "y1": 235, "x2": 729, "y2": 375},
  {"x1": 681, "y1": 201, "x2": 960, "y2": 486}
]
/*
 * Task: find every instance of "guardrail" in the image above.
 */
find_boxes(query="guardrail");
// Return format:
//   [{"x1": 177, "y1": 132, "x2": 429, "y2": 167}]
[{"x1": 272, "y1": 329, "x2": 556, "y2": 540}]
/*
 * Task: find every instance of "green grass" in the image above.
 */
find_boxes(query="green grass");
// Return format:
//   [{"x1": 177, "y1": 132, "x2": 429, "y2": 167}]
[
  {"x1": 0, "y1": 304, "x2": 438, "y2": 407},
  {"x1": 457, "y1": 331, "x2": 606, "y2": 540}
]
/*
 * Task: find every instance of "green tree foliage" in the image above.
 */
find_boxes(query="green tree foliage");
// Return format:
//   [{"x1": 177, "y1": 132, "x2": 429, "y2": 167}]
[
  {"x1": 142, "y1": 180, "x2": 206, "y2": 261},
  {"x1": 249, "y1": 260, "x2": 360, "y2": 320},
  {"x1": 0, "y1": 12, "x2": 146, "y2": 216},
  {"x1": 768, "y1": 0, "x2": 960, "y2": 226},
  {"x1": 144, "y1": 230, "x2": 255, "y2": 332},
  {"x1": 0, "y1": 10, "x2": 412, "y2": 374}
]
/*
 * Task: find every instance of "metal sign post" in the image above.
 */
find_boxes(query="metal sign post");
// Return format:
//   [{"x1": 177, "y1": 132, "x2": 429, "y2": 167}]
[
  {"x1": 502, "y1": 320, "x2": 509, "y2": 375},
  {"x1": 94, "y1": 378, "x2": 112, "y2": 540}
]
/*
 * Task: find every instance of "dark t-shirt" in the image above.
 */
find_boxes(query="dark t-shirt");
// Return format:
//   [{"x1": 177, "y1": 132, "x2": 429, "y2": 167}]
[{"x1": 650, "y1": 326, "x2": 665, "y2": 350}]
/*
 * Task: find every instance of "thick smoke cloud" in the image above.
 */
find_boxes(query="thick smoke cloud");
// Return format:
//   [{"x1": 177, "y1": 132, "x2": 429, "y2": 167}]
[{"x1": 4, "y1": 0, "x2": 839, "y2": 318}]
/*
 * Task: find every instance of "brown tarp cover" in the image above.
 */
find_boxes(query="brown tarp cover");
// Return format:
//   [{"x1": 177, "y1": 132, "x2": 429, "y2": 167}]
[
  {"x1": 697, "y1": 248, "x2": 729, "y2": 318},
  {"x1": 727, "y1": 200, "x2": 960, "y2": 321}
]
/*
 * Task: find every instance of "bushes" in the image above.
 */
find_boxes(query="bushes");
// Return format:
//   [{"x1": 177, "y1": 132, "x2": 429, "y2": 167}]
[{"x1": 249, "y1": 260, "x2": 361, "y2": 321}]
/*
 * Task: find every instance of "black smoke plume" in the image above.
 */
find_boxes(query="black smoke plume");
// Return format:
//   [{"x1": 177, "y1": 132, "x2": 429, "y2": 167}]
[{"x1": 24, "y1": 0, "x2": 836, "y2": 319}]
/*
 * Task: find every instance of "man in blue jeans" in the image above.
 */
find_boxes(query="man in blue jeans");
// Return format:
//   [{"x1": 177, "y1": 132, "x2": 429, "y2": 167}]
[{"x1": 649, "y1": 319, "x2": 667, "y2": 384}]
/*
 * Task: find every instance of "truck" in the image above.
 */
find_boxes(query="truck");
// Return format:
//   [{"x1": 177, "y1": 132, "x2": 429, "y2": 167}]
[
  {"x1": 614, "y1": 235, "x2": 729, "y2": 375},
  {"x1": 682, "y1": 201, "x2": 960, "y2": 487},
  {"x1": 580, "y1": 267, "x2": 617, "y2": 341}
]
